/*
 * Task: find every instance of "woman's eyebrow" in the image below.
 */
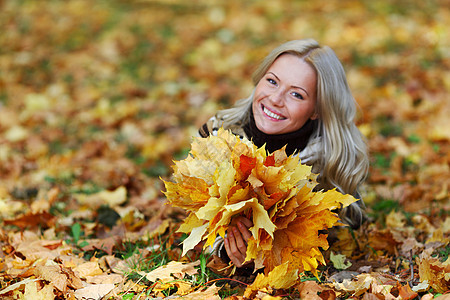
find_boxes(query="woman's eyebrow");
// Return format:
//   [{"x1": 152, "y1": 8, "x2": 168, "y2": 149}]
[
  {"x1": 292, "y1": 84, "x2": 309, "y2": 96},
  {"x1": 268, "y1": 72, "x2": 310, "y2": 96},
  {"x1": 268, "y1": 72, "x2": 280, "y2": 81}
]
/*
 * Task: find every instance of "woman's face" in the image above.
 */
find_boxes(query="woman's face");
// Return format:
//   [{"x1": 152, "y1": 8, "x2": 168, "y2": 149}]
[{"x1": 252, "y1": 54, "x2": 318, "y2": 135}]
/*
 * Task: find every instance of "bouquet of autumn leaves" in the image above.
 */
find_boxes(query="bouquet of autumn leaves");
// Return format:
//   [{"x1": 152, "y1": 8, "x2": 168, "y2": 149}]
[{"x1": 163, "y1": 129, "x2": 357, "y2": 287}]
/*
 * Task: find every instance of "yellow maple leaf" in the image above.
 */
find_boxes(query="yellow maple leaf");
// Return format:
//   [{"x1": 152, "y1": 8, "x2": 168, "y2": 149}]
[
  {"x1": 244, "y1": 262, "x2": 298, "y2": 299},
  {"x1": 180, "y1": 223, "x2": 209, "y2": 256},
  {"x1": 262, "y1": 212, "x2": 337, "y2": 278},
  {"x1": 164, "y1": 177, "x2": 210, "y2": 210},
  {"x1": 418, "y1": 249, "x2": 450, "y2": 293}
]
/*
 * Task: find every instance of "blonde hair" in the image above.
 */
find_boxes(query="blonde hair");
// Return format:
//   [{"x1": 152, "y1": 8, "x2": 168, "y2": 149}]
[{"x1": 216, "y1": 39, "x2": 369, "y2": 227}]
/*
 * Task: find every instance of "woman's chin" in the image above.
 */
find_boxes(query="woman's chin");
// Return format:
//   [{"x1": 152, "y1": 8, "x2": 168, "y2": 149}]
[{"x1": 257, "y1": 124, "x2": 284, "y2": 135}]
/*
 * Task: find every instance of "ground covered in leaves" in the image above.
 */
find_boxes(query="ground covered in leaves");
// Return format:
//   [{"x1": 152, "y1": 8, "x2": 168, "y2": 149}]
[{"x1": 0, "y1": 0, "x2": 449, "y2": 299}]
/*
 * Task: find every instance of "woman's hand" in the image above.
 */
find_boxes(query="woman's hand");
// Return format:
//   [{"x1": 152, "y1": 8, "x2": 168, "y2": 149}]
[{"x1": 224, "y1": 216, "x2": 253, "y2": 267}]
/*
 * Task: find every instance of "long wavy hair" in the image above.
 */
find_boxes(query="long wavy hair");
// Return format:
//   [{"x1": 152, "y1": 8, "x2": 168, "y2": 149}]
[{"x1": 216, "y1": 39, "x2": 369, "y2": 227}]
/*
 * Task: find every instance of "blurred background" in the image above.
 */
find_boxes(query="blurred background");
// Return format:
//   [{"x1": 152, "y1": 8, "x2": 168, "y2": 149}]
[{"x1": 0, "y1": 0, "x2": 448, "y2": 219}]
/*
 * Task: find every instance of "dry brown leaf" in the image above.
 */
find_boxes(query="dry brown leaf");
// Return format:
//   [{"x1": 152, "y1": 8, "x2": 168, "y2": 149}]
[
  {"x1": 73, "y1": 261, "x2": 104, "y2": 279},
  {"x1": 34, "y1": 265, "x2": 70, "y2": 293},
  {"x1": 206, "y1": 255, "x2": 233, "y2": 277},
  {"x1": 33, "y1": 264, "x2": 84, "y2": 293},
  {"x1": 12, "y1": 238, "x2": 70, "y2": 265},
  {"x1": 80, "y1": 237, "x2": 119, "y2": 255},
  {"x1": 296, "y1": 280, "x2": 323, "y2": 300},
  {"x1": 3, "y1": 211, "x2": 55, "y2": 230},
  {"x1": 174, "y1": 283, "x2": 221, "y2": 300},
  {"x1": 23, "y1": 280, "x2": 55, "y2": 300},
  {"x1": 333, "y1": 273, "x2": 374, "y2": 297},
  {"x1": 85, "y1": 273, "x2": 124, "y2": 285},
  {"x1": 367, "y1": 229, "x2": 400, "y2": 255},
  {"x1": 30, "y1": 187, "x2": 60, "y2": 214},
  {"x1": 143, "y1": 260, "x2": 200, "y2": 282},
  {"x1": 74, "y1": 283, "x2": 115, "y2": 300},
  {"x1": 400, "y1": 237, "x2": 424, "y2": 257},
  {"x1": 361, "y1": 293, "x2": 381, "y2": 300},
  {"x1": 139, "y1": 218, "x2": 171, "y2": 241},
  {"x1": 398, "y1": 283, "x2": 419, "y2": 300},
  {"x1": 0, "y1": 278, "x2": 39, "y2": 296}
]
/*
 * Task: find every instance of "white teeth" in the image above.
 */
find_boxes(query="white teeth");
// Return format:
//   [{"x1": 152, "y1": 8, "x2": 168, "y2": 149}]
[{"x1": 263, "y1": 106, "x2": 285, "y2": 120}]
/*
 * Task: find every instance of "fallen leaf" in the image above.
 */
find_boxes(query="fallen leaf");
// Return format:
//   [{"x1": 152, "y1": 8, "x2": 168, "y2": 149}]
[
  {"x1": 80, "y1": 237, "x2": 119, "y2": 255},
  {"x1": 73, "y1": 261, "x2": 104, "y2": 279},
  {"x1": 75, "y1": 186, "x2": 127, "y2": 208},
  {"x1": 296, "y1": 280, "x2": 323, "y2": 300},
  {"x1": 333, "y1": 273, "x2": 374, "y2": 297},
  {"x1": 86, "y1": 273, "x2": 124, "y2": 285},
  {"x1": 244, "y1": 262, "x2": 298, "y2": 298},
  {"x1": 0, "y1": 278, "x2": 39, "y2": 295},
  {"x1": 330, "y1": 251, "x2": 352, "y2": 270},
  {"x1": 329, "y1": 271, "x2": 360, "y2": 283},
  {"x1": 30, "y1": 187, "x2": 60, "y2": 214},
  {"x1": 175, "y1": 283, "x2": 221, "y2": 300},
  {"x1": 398, "y1": 283, "x2": 419, "y2": 300},
  {"x1": 143, "y1": 260, "x2": 200, "y2": 282},
  {"x1": 368, "y1": 229, "x2": 400, "y2": 255},
  {"x1": 33, "y1": 265, "x2": 70, "y2": 293},
  {"x1": 3, "y1": 211, "x2": 55, "y2": 230},
  {"x1": 385, "y1": 210, "x2": 406, "y2": 228},
  {"x1": 34, "y1": 265, "x2": 84, "y2": 293},
  {"x1": 0, "y1": 197, "x2": 26, "y2": 218},
  {"x1": 417, "y1": 249, "x2": 450, "y2": 293},
  {"x1": 24, "y1": 280, "x2": 55, "y2": 300},
  {"x1": 411, "y1": 281, "x2": 429, "y2": 292},
  {"x1": 4, "y1": 125, "x2": 29, "y2": 142},
  {"x1": 74, "y1": 283, "x2": 115, "y2": 300}
]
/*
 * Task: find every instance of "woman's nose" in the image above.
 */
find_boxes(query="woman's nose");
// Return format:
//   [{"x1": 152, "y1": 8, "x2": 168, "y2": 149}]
[{"x1": 269, "y1": 90, "x2": 284, "y2": 106}]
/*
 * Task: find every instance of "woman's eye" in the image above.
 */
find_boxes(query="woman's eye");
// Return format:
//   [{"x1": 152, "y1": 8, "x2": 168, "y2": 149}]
[
  {"x1": 267, "y1": 78, "x2": 277, "y2": 85},
  {"x1": 291, "y1": 92, "x2": 304, "y2": 100}
]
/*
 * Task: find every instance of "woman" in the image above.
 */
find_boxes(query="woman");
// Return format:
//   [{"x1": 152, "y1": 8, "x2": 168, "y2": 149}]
[{"x1": 199, "y1": 39, "x2": 369, "y2": 268}]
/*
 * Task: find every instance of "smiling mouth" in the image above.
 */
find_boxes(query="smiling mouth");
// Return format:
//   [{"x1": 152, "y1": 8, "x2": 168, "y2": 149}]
[{"x1": 262, "y1": 105, "x2": 286, "y2": 120}]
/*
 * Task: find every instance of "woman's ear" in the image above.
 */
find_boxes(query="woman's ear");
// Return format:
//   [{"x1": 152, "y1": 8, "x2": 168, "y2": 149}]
[{"x1": 310, "y1": 112, "x2": 319, "y2": 120}]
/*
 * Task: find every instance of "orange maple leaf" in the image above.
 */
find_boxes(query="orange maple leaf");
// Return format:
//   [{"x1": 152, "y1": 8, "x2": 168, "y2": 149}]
[{"x1": 239, "y1": 154, "x2": 257, "y2": 179}]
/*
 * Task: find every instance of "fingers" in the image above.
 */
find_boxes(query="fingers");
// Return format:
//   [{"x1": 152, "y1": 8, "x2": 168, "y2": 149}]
[
  {"x1": 224, "y1": 216, "x2": 254, "y2": 267},
  {"x1": 224, "y1": 228, "x2": 246, "y2": 267},
  {"x1": 234, "y1": 216, "x2": 253, "y2": 228},
  {"x1": 237, "y1": 221, "x2": 252, "y2": 241},
  {"x1": 232, "y1": 226, "x2": 248, "y2": 255}
]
